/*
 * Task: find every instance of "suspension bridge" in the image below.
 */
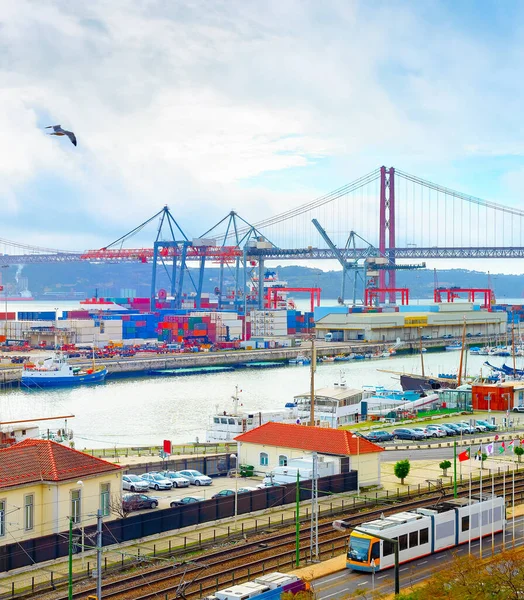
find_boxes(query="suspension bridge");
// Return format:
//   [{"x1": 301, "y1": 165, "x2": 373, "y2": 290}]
[{"x1": 2, "y1": 166, "x2": 524, "y2": 306}]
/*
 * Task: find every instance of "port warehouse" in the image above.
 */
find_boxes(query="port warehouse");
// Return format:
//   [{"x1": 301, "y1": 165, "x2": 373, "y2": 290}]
[
  {"x1": 0, "y1": 472, "x2": 357, "y2": 572},
  {"x1": 0, "y1": 301, "x2": 513, "y2": 346},
  {"x1": 315, "y1": 302, "x2": 507, "y2": 343}
]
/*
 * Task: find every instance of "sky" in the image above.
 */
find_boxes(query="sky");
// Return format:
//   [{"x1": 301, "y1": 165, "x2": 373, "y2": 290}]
[{"x1": 2, "y1": 0, "x2": 524, "y2": 274}]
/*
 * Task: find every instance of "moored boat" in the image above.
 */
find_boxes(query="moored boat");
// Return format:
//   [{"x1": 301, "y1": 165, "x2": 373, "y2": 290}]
[{"x1": 22, "y1": 354, "x2": 107, "y2": 387}]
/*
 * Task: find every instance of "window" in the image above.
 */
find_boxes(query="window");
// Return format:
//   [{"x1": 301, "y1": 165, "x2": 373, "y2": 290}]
[
  {"x1": 399, "y1": 534, "x2": 408, "y2": 551},
  {"x1": 279, "y1": 455, "x2": 288, "y2": 466},
  {"x1": 228, "y1": 418, "x2": 235, "y2": 425},
  {"x1": 462, "y1": 515, "x2": 470, "y2": 532},
  {"x1": 100, "y1": 483, "x2": 110, "y2": 517},
  {"x1": 409, "y1": 531, "x2": 418, "y2": 548},
  {"x1": 24, "y1": 495, "x2": 34, "y2": 531},
  {"x1": 213, "y1": 417, "x2": 219, "y2": 424},
  {"x1": 0, "y1": 500, "x2": 5, "y2": 536},
  {"x1": 371, "y1": 542, "x2": 380, "y2": 560},
  {"x1": 383, "y1": 539, "x2": 394, "y2": 557},
  {"x1": 420, "y1": 528, "x2": 429, "y2": 545},
  {"x1": 260, "y1": 452, "x2": 269, "y2": 466},
  {"x1": 220, "y1": 418, "x2": 228, "y2": 424},
  {"x1": 71, "y1": 489, "x2": 81, "y2": 524}
]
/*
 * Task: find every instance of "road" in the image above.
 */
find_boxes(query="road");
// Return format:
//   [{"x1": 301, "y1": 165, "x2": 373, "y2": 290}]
[{"x1": 313, "y1": 516, "x2": 524, "y2": 599}]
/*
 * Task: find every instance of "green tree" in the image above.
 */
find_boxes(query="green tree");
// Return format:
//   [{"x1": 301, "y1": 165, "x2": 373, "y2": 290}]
[
  {"x1": 439, "y1": 460, "x2": 451, "y2": 476},
  {"x1": 394, "y1": 459, "x2": 411, "y2": 485},
  {"x1": 515, "y1": 446, "x2": 524, "y2": 463}
]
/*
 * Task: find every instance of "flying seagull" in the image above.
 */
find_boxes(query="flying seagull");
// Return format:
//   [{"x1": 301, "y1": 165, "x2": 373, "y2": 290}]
[{"x1": 45, "y1": 124, "x2": 77, "y2": 146}]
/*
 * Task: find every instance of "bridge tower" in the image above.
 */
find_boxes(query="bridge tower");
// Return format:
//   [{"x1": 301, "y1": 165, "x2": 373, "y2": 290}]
[{"x1": 379, "y1": 166, "x2": 396, "y2": 303}]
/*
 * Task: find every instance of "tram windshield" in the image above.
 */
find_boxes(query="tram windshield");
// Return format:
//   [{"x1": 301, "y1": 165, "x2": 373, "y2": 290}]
[{"x1": 348, "y1": 537, "x2": 370, "y2": 562}]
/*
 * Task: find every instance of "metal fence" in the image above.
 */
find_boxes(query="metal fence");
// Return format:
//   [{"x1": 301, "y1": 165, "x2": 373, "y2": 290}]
[{"x1": 0, "y1": 472, "x2": 357, "y2": 572}]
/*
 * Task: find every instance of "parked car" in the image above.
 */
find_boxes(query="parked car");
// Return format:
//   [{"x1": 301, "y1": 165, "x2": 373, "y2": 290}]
[
  {"x1": 365, "y1": 431, "x2": 394, "y2": 442},
  {"x1": 212, "y1": 489, "x2": 236, "y2": 499},
  {"x1": 443, "y1": 334, "x2": 453, "y2": 339},
  {"x1": 455, "y1": 422, "x2": 476, "y2": 434},
  {"x1": 160, "y1": 471, "x2": 190, "y2": 488},
  {"x1": 122, "y1": 474, "x2": 150, "y2": 492},
  {"x1": 446, "y1": 423, "x2": 462, "y2": 433},
  {"x1": 140, "y1": 473, "x2": 173, "y2": 490},
  {"x1": 459, "y1": 421, "x2": 478, "y2": 434},
  {"x1": 238, "y1": 486, "x2": 259, "y2": 494},
  {"x1": 256, "y1": 481, "x2": 283, "y2": 489},
  {"x1": 411, "y1": 427, "x2": 433, "y2": 439},
  {"x1": 512, "y1": 406, "x2": 524, "y2": 413},
  {"x1": 170, "y1": 496, "x2": 206, "y2": 508},
  {"x1": 421, "y1": 335, "x2": 431, "y2": 340},
  {"x1": 122, "y1": 493, "x2": 159, "y2": 512},
  {"x1": 439, "y1": 424, "x2": 458, "y2": 436},
  {"x1": 426, "y1": 425, "x2": 448, "y2": 438},
  {"x1": 473, "y1": 422, "x2": 488, "y2": 432},
  {"x1": 392, "y1": 428, "x2": 425, "y2": 441},
  {"x1": 476, "y1": 419, "x2": 497, "y2": 431},
  {"x1": 177, "y1": 470, "x2": 212, "y2": 486}
]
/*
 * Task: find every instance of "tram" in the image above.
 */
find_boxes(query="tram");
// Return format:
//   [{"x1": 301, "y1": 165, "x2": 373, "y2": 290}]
[
  {"x1": 346, "y1": 495, "x2": 505, "y2": 572},
  {"x1": 206, "y1": 572, "x2": 307, "y2": 600}
]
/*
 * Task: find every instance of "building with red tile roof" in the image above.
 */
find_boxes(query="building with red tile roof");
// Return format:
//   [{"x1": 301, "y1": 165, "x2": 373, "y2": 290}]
[
  {"x1": 0, "y1": 439, "x2": 122, "y2": 543},
  {"x1": 235, "y1": 422, "x2": 383, "y2": 487}
]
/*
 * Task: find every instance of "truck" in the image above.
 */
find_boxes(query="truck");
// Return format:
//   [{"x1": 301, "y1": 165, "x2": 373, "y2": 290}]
[
  {"x1": 324, "y1": 331, "x2": 344, "y2": 342},
  {"x1": 263, "y1": 456, "x2": 337, "y2": 485}
]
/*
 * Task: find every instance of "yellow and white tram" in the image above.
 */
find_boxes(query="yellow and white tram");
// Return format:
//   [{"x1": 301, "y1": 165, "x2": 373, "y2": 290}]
[{"x1": 347, "y1": 495, "x2": 505, "y2": 572}]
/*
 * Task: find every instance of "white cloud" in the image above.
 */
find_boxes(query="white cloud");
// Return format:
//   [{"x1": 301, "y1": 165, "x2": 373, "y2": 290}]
[{"x1": 1, "y1": 0, "x2": 524, "y2": 271}]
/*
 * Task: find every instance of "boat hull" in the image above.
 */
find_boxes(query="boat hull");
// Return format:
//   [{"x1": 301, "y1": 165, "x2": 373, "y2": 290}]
[{"x1": 22, "y1": 368, "x2": 107, "y2": 388}]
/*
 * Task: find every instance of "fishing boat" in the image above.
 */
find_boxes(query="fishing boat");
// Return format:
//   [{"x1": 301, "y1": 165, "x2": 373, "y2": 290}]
[
  {"x1": 288, "y1": 355, "x2": 311, "y2": 365},
  {"x1": 21, "y1": 353, "x2": 107, "y2": 387},
  {"x1": 445, "y1": 342, "x2": 462, "y2": 351}
]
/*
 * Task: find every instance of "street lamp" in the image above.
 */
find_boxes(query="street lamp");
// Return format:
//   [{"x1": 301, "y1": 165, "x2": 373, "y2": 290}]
[{"x1": 77, "y1": 480, "x2": 85, "y2": 569}]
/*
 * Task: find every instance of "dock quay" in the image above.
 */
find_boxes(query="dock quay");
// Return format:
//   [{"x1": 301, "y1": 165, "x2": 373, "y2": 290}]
[{"x1": 0, "y1": 335, "x2": 493, "y2": 385}]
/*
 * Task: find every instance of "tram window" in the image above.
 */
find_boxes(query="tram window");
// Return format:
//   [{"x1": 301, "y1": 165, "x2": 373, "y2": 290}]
[
  {"x1": 409, "y1": 531, "x2": 418, "y2": 548},
  {"x1": 383, "y1": 539, "x2": 394, "y2": 557},
  {"x1": 462, "y1": 516, "x2": 470, "y2": 532},
  {"x1": 399, "y1": 534, "x2": 408, "y2": 551},
  {"x1": 371, "y1": 542, "x2": 380, "y2": 560},
  {"x1": 420, "y1": 528, "x2": 429, "y2": 545}
]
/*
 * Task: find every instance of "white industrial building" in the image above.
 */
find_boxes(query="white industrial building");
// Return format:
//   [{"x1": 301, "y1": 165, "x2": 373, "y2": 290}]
[{"x1": 315, "y1": 303, "x2": 507, "y2": 343}]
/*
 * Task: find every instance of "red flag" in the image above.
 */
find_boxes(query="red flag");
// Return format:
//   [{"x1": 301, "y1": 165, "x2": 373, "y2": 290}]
[{"x1": 458, "y1": 447, "x2": 471, "y2": 462}]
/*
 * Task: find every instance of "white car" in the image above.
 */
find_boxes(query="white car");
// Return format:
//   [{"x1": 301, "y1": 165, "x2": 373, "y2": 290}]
[
  {"x1": 426, "y1": 425, "x2": 447, "y2": 438},
  {"x1": 238, "y1": 486, "x2": 259, "y2": 493},
  {"x1": 123, "y1": 474, "x2": 150, "y2": 492},
  {"x1": 140, "y1": 473, "x2": 173, "y2": 490},
  {"x1": 176, "y1": 470, "x2": 212, "y2": 486},
  {"x1": 257, "y1": 481, "x2": 283, "y2": 489}
]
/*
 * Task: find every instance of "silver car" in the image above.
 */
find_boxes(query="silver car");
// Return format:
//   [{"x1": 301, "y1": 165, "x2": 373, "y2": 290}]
[
  {"x1": 161, "y1": 471, "x2": 190, "y2": 488},
  {"x1": 426, "y1": 425, "x2": 447, "y2": 438},
  {"x1": 176, "y1": 470, "x2": 212, "y2": 486},
  {"x1": 123, "y1": 474, "x2": 150, "y2": 492},
  {"x1": 140, "y1": 473, "x2": 173, "y2": 490}
]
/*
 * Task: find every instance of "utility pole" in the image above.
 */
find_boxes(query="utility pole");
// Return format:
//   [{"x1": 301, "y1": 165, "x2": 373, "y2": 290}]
[
  {"x1": 295, "y1": 470, "x2": 300, "y2": 567},
  {"x1": 68, "y1": 517, "x2": 73, "y2": 600},
  {"x1": 96, "y1": 509, "x2": 102, "y2": 600},
  {"x1": 310, "y1": 453, "x2": 319, "y2": 562},
  {"x1": 309, "y1": 336, "x2": 316, "y2": 426}
]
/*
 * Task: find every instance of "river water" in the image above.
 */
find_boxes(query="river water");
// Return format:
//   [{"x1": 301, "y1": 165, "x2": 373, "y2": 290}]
[{"x1": 1, "y1": 350, "x2": 521, "y2": 449}]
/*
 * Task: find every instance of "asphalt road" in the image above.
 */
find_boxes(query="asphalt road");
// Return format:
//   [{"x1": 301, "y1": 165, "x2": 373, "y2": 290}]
[{"x1": 313, "y1": 516, "x2": 524, "y2": 599}]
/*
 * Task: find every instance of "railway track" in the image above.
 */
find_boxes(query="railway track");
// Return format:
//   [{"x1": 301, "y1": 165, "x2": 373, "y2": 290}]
[{"x1": 27, "y1": 473, "x2": 524, "y2": 600}]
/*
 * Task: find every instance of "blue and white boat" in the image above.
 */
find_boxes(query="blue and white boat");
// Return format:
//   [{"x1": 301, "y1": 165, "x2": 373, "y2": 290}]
[
  {"x1": 445, "y1": 342, "x2": 462, "y2": 351},
  {"x1": 22, "y1": 354, "x2": 107, "y2": 388}
]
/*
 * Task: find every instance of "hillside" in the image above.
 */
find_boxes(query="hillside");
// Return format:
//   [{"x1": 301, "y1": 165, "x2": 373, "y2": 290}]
[{"x1": 4, "y1": 263, "x2": 524, "y2": 301}]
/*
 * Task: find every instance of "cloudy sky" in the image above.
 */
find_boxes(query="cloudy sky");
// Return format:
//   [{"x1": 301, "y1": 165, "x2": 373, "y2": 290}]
[{"x1": 2, "y1": 0, "x2": 524, "y2": 273}]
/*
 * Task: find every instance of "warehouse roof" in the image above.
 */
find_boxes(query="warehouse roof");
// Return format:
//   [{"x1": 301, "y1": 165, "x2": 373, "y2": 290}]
[{"x1": 235, "y1": 422, "x2": 383, "y2": 455}]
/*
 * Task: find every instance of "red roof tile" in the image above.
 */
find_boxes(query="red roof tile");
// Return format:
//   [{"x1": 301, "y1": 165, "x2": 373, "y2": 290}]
[
  {"x1": 234, "y1": 422, "x2": 384, "y2": 455},
  {"x1": 0, "y1": 439, "x2": 121, "y2": 489}
]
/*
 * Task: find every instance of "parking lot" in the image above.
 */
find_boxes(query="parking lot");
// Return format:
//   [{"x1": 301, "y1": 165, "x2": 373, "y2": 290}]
[{"x1": 124, "y1": 471, "x2": 260, "y2": 512}]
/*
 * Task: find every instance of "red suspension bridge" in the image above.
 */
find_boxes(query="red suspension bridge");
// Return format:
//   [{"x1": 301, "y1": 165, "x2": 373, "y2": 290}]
[{"x1": 2, "y1": 166, "x2": 524, "y2": 307}]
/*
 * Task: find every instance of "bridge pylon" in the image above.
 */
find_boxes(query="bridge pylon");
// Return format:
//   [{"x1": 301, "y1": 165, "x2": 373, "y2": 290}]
[{"x1": 379, "y1": 166, "x2": 396, "y2": 303}]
